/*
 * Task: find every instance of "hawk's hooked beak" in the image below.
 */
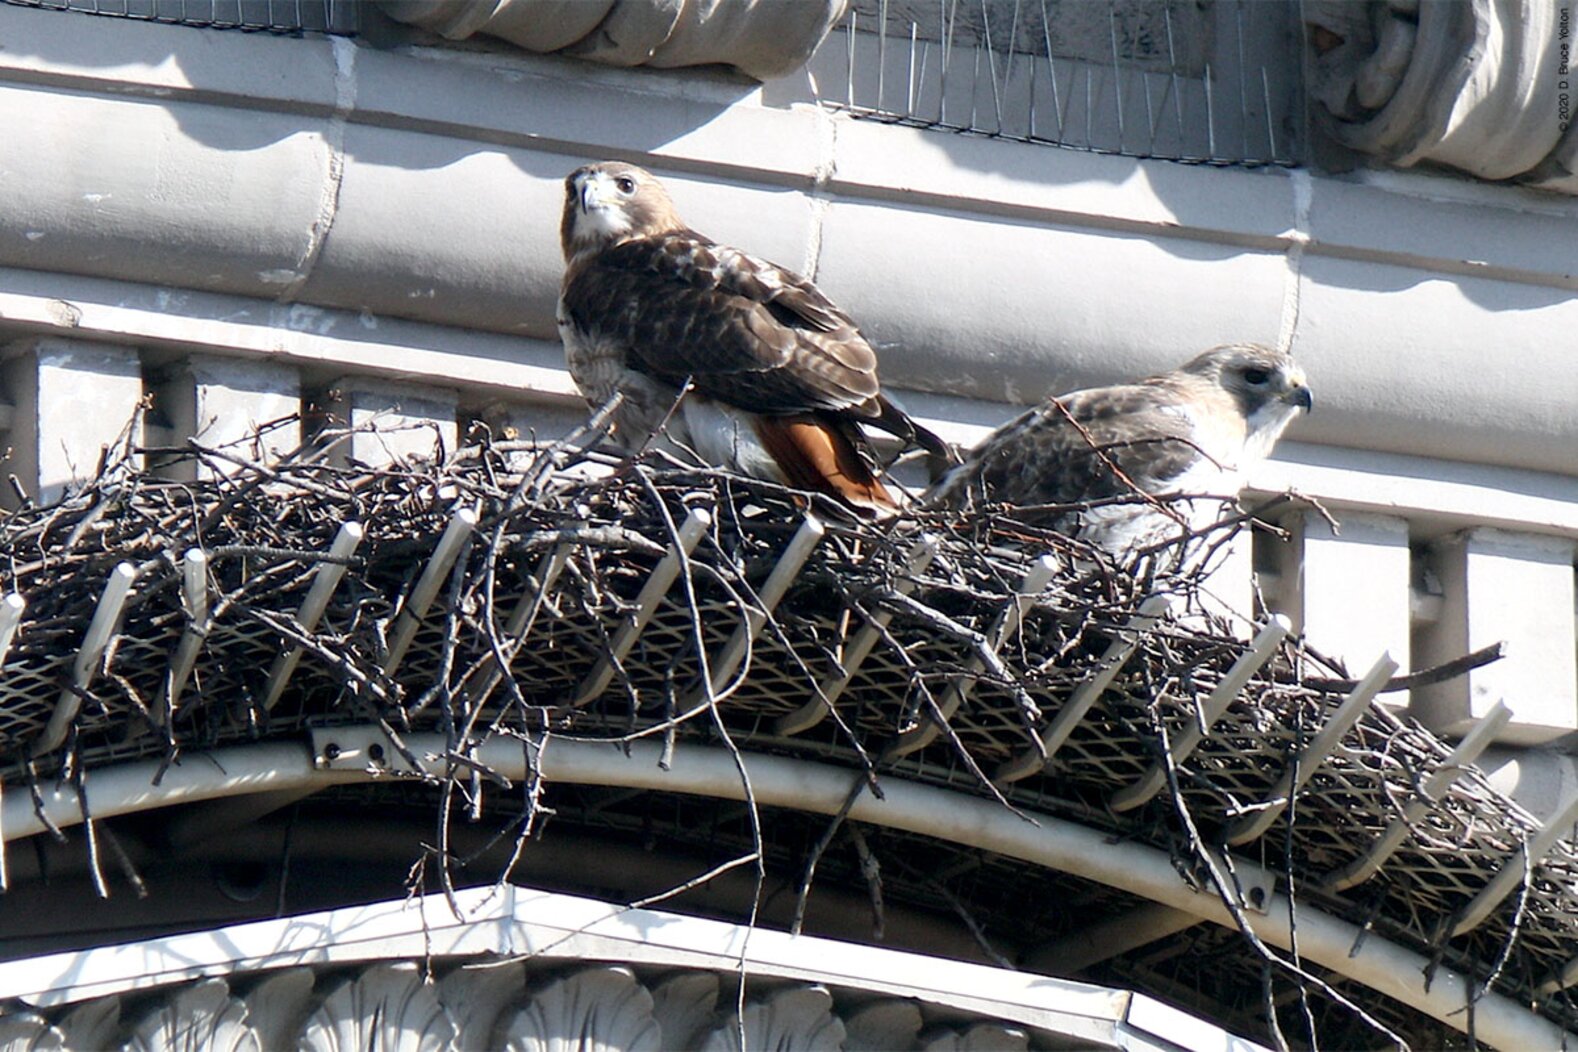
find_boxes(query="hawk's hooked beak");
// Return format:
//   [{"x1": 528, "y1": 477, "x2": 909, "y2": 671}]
[
  {"x1": 578, "y1": 175, "x2": 609, "y2": 215},
  {"x1": 1283, "y1": 381, "x2": 1314, "y2": 412}
]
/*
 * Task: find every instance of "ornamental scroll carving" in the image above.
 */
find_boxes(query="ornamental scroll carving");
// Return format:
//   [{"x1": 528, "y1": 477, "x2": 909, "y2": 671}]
[
  {"x1": 1304, "y1": 0, "x2": 1578, "y2": 194},
  {"x1": 376, "y1": 0, "x2": 848, "y2": 81},
  {"x1": 10, "y1": 961, "x2": 1029, "y2": 1051}
]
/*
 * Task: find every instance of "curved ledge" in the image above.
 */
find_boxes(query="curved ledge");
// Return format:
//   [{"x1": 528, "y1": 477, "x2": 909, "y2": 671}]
[
  {"x1": 3, "y1": 732, "x2": 1568, "y2": 1050},
  {"x1": 3, "y1": 5, "x2": 1578, "y2": 476}
]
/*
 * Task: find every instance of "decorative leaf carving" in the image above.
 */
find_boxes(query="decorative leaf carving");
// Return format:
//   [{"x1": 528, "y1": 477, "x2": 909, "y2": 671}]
[
  {"x1": 243, "y1": 968, "x2": 316, "y2": 1051},
  {"x1": 699, "y1": 985, "x2": 845, "y2": 1051},
  {"x1": 126, "y1": 978, "x2": 260, "y2": 1052},
  {"x1": 0, "y1": 1012, "x2": 64, "y2": 1051},
  {"x1": 922, "y1": 1022, "x2": 1030, "y2": 1051},
  {"x1": 498, "y1": 965, "x2": 661, "y2": 1052},
  {"x1": 300, "y1": 962, "x2": 455, "y2": 1052},
  {"x1": 648, "y1": 972, "x2": 720, "y2": 1049},
  {"x1": 56, "y1": 997, "x2": 119, "y2": 1050},
  {"x1": 439, "y1": 960, "x2": 527, "y2": 1050},
  {"x1": 844, "y1": 999, "x2": 923, "y2": 1051}
]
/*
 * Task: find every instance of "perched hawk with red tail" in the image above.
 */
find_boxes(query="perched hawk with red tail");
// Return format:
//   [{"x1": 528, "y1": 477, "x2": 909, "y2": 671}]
[
  {"x1": 926, "y1": 345, "x2": 1313, "y2": 555},
  {"x1": 558, "y1": 161, "x2": 951, "y2": 516}
]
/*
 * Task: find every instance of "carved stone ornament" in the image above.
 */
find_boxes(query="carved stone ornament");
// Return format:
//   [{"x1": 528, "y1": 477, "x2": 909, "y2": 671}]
[
  {"x1": 438, "y1": 960, "x2": 529, "y2": 1049},
  {"x1": 3, "y1": 958, "x2": 1066, "y2": 1050},
  {"x1": 647, "y1": 972, "x2": 720, "y2": 1049},
  {"x1": 699, "y1": 984, "x2": 846, "y2": 1051},
  {"x1": 375, "y1": 0, "x2": 849, "y2": 81},
  {"x1": 1303, "y1": 0, "x2": 1578, "y2": 194},
  {"x1": 56, "y1": 997, "x2": 121, "y2": 1050},
  {"x1": 498, "y1": 965, "x2": 663, "y2": 1051},
  {"x1": 0, "y1": 1012, "x2": 64, "y2": 1052},
  {"x1": 843, "y1": 999, "x2": 924, "y2": 1051},
  {"x1": 125, "y1": 979, "x2": 260, "y2": 1052},
  {"x1": 300, "y1": 962, "x2": 456, "y2": 1052},
  {"x1": 922, "y1": 1022, "x2": 1031, "y2": 1051}
]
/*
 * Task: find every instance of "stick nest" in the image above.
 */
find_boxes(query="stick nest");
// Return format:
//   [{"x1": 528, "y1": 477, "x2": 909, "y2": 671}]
[{"x1": 1, "y1": 422, "x2": 1574, "y2": 1047}]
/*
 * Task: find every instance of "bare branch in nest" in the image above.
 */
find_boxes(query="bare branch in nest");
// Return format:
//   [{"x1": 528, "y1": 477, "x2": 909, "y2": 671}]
[
  {"x1": 1307, "y1": 641, "x2": 1507, "y2": 695},
  {"x1": 0, "y1": 418, "x2": 1567, "y2": 1050}
]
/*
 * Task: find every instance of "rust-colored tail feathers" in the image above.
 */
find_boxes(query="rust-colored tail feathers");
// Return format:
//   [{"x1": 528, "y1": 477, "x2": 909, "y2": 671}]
[{"x1": 754, "y1": 416, "x2": 900, "y2": 517}]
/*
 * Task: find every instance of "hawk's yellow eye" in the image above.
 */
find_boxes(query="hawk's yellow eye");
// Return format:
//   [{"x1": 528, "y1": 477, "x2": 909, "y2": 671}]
[{"x1": 615, "y1": 176, "x2": 636, "y2": 194}]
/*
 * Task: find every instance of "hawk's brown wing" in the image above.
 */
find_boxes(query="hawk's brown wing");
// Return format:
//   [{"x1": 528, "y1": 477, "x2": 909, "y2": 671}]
[
  {"x1": 956, "y1": 382, "x2": 1210, "y2": 517},
  {"x1": 559, "y1": 231, "x2": 882, "y2": 418}
]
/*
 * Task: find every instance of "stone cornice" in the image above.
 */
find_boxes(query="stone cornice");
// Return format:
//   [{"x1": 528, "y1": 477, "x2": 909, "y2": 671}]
[{"x1": 1, "y1": 4, "x2": 1576, "y2": 478}]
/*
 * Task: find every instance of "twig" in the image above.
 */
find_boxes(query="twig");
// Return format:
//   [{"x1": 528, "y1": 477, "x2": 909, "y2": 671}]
[{"x1": 1307, "y1": 642, "x2": 1506, "y2": 695}]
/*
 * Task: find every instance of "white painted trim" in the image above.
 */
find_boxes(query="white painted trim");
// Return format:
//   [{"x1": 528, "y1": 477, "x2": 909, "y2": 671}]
[
  {"x1": 0, "y1": 267, "x2": 579, "y2": 405},
  {"x1": 0, "y1": 886, "x2": 1153, "y2": 1047},
  {"x1": 2, "y1": 733, "x2": 1567, "y2": 1049},
  {"x1": 1, "y1": 267, "x2": 1573, "y2": 546}
]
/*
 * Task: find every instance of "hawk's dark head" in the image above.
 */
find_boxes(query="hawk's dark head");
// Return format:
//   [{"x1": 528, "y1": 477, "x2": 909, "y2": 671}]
[
  {"x1": 561, "y1": 162, "x2": 687, "y2": 262},
  {"x1": 1181, "y1": 344, "x2": 1311, "y2": 410},
  {"x1": 1178, "y1": 343, "x2": 1313, "y2": 455}
]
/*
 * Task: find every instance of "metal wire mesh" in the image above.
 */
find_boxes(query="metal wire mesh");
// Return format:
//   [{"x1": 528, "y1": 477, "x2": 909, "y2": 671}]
[
  {"x1": 0, "y1": 424, "x2": 1573, "y2": 1047},
  {"x1": 0, "y1": 0, "x2": 356, "y2": 34},
  {"x1": 809, "y1": 0, "x2": 1301, "y2": 166}
]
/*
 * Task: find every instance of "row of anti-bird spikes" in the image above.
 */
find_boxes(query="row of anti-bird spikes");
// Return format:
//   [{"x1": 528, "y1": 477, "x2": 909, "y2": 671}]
[
  {"x1": 748, "y1": 532, "x2": 1578, "y2": 962},
  {"x1": 15, "y1": 493, "x2": 1578, "y2": 993},
  {"x1": 27, "y1": 507, "x2": 482, "y2": 752},
  {"x1": 832, "y1": 0, "x2": 1292, "y2": 165}
]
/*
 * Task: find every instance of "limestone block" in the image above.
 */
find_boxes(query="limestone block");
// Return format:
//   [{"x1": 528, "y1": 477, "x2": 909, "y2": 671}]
[
  {"x1": 157, "y1": 355, "x2": 302, "y2": 479},
  {"x1": 1200, "y1": 527, "x2": 1257, "y2": 637},
  {"x1": 0, "y1": 338, "x2": 144, "y2": 506},
  {"x1": 1296, "y1": 511, "x2": 1412, "y2": 677},
  {"x1": 1413, "y1": 528, "x2": 1578, "y2": 742},
  {"x1": 322, "y1": 378, "x2": 458, "y2": 468},
  {"x1": 474, "y1": 398, "x2": 601, "y2": 474},
  {"x1": 1293, "y1": 255, "x2": 1578, "y2": 479}
]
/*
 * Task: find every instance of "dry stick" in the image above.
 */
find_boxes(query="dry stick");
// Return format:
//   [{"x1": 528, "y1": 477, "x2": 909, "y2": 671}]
[
  {"x1": 461, "y1": 405, "x2": 634, "y2": 768},
  {"x1": 274, "y1": 802, "x2": 300, "y2": 919},
  {"x1": 847, "y1": 824, "x2": 886, "y2": 941},
  {"x1": 543, "y1": 564, "x2": 774, "y2": 754},
  {"x1": 870, "y1": 610, "x2": 1035, "y2": 819},
  {"x1": 792, "y1": 772, "x2": 874, "y2": 937},
  {"x1": 628, "y1": 851, "x2": 763, "y2": 910},
  {"x1": 1455, "y1": 841, "x2": 1534, "y2": 1024},
  {"x1": 1153, "y1": 711, "x2": 1411, "y2": 1051},
  {"x1": 192, "y1": 445, "x2": 348, "y2": 502},
  {"x1": 630, "y1": 467, "x2": 762, "y2": 1038},
  {"x1": 652, "y1": 560, "x2": 769, "y2": 769},
  {"x1": 431, "y1": 546, "x2": 480, "y2": 919},
  {"x1": 471, "y1": 512, "x2": 565, "y2": 732},
  {"x1": 25, "y1": 758, "x2": 67, "y2": 844},
  {"x1": 512, "y1": 391, "x2": 627, "y2": 507},
  {"x1": 1045, "y1": 401, "x2": 1201, "y2": 530},
  {"x1": 97, "y1": 822, "x2": 148, "y2": 899},
  {"x1": 240, "y1": 606, "x2": 397, "y2": 707},
  {"x1": 70, "y1": 750, "x2": 110, "y2": 900},
  {"x1": 1281, "y1": 708, "x2": 1321, "y2": 1050},
  {"x1": 876, "y1": 587, "x2": 1044, "y2": 733},
  {"x1": 496, "y1": 735, "x2": 552, "y2": 886},
  {"x1": 926, "y1": 874, "x2": 1018, "y2": 971},
  {"x1": 1307, "y1": 642, "x2": 1507, "y2": 695}
]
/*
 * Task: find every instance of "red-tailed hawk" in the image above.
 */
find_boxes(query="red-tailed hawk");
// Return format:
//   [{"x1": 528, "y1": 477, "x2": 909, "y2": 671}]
[
  {"x1": 926, "y1": 345, "x2": 1313, "y2": 555},
  {"x1": 558, "y1": 161, "x2": 951, "y2": 516}
]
